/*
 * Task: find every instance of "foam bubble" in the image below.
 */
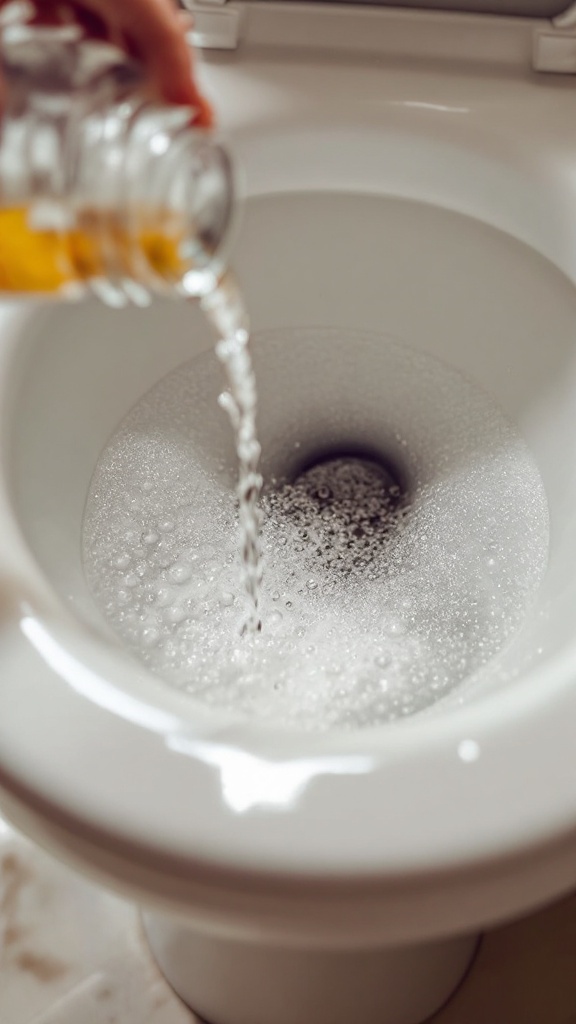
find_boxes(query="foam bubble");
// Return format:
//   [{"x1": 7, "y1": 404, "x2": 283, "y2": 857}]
[{"x1": 82, "y1": 330, "x2": 549, "y2": 732}]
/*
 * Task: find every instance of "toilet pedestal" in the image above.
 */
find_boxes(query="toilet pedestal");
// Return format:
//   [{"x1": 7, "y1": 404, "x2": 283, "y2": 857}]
[{"x1": 143, "y1": 911, "x2": 478, "y2": 1024}]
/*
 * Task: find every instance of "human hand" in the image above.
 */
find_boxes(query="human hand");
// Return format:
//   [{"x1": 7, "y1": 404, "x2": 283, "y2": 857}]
[{"x1": 1, "y1": 0, "x2": 213, "y2": 126}]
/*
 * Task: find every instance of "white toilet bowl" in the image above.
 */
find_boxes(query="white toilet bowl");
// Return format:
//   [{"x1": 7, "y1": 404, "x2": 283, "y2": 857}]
[{"x1": 2, "y1": 5, "x2": 576, "y2": 1023}]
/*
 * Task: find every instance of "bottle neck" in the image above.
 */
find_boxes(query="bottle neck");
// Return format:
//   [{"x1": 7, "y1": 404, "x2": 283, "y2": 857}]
[{"x1": 72, "y1": 104, "x2": 233, "y2": 305}]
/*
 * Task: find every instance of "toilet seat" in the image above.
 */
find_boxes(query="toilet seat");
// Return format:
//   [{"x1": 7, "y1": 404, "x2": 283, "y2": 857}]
[{"x1": 2, "y1": 1, "x2": 576, "y2": 955}]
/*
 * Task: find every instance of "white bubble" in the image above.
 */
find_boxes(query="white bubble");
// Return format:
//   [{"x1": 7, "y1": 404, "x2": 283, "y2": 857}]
[
  {"x1": 168, "y1": 563, "x2": 192, "y2": 584},
  {"x1": 387, "y1": 620, "x2": 406, "y2": 636},
  {"x1": 141, "y1": 626, "x2": 160, "y2": 648},
  {"x1": 164, "y1": 605, "x2": 187, "y2": 624},
  {"x1": 158, "y1": 519, "x2": 175, "y2": 533}
]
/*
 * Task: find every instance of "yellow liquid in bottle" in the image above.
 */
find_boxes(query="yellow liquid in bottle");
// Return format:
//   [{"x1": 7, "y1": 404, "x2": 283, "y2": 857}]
[{"x1": 0, "y1": 205, "x2": 187, "y2": 294}]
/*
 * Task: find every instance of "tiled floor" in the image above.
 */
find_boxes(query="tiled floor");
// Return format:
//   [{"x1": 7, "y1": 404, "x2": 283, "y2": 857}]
[{"x1": 1, "y1": 814, "x2": 576, "y2": 1024}]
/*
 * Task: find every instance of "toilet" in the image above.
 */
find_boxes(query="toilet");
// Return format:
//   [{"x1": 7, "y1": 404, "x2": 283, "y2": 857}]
[{"x1": 3, "y1": 3, "x2": 576, "y2": 1023}]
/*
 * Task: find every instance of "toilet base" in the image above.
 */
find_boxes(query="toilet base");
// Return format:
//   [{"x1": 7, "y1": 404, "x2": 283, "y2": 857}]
[{"x1": 142, "y1": 911, "x2": 478, "y2": 1024}]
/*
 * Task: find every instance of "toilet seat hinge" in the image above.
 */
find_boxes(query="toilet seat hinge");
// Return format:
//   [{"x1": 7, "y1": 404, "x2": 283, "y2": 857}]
[
  {"x1": 180, "y1": 0, "x2": 242, "y2": 51},
  {"x1": 179, "y1": 0, "x2": 576, "y2": 70},
  {"x1": 534, "y1": 3, "x2": 576, "y2": 73}
]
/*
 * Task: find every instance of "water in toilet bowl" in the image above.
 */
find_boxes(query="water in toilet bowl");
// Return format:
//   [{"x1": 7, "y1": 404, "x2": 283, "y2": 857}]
[{"x1": 82, "y1": 328, "x2": 549, "y2": 732}]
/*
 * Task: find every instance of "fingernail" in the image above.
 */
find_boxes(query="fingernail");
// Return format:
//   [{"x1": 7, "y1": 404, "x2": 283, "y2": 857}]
[{"x1": 192, "y1": 95, "x2": 215, "y2": 128}]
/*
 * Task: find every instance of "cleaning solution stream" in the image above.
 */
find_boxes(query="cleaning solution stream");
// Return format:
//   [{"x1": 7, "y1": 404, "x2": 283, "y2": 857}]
[{"x1": 201, "y1": 273, "x2": 263, "y2": 634}]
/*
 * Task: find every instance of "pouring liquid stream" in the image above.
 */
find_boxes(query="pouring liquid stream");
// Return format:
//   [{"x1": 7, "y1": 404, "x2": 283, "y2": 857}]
[{"x1": 201, "y1": 272, "x2": 263, "y2": 634}]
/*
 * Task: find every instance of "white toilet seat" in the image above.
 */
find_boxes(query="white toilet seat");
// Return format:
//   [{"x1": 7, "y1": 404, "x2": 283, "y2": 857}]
[{"x1": 2, "y1": 1, "x2": 576, "y2": 961}]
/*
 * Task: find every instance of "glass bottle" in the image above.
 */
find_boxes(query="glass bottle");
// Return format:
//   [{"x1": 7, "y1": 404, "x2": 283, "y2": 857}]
[{"x1": 0, "y1": 16, "x2": 234, "y2": 305}]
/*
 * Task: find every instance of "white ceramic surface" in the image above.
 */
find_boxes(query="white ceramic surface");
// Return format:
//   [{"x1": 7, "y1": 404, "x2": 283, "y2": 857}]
[
  {"x1": 1, "y1": 6, "x2": 576, "y2": 1023},
  {"x1": 144, "y1": 911, "x2": 477, "y2": 1024}
]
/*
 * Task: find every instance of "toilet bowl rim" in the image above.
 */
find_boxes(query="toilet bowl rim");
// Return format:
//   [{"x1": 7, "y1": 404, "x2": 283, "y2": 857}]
[
  {"x1": 0, "y1": 301, "x2": 574, "y2": 887},
  {"x1": 0, "y1": 288, "x2": 575, "y2": 940}
]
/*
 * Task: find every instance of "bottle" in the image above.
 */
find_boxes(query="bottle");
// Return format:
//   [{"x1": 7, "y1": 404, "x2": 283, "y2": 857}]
[{"x1": 0, "y1": 16, "x2": 234, "y2": 305}]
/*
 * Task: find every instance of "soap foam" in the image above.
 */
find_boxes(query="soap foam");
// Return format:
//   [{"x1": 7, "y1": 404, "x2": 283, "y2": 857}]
[{"x1": 82, "y1": 330, "x2": 549, "y2": 732}]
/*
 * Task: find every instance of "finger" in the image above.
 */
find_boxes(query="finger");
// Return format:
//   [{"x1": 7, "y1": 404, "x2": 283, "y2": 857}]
[
  {"x1": 176, "y1": 9, "x2": 194, "y2": 32},
  {"x1": 191, "y1": 92, "x2": 213, "y2": 128},
  {"x1": 80, "y1": 0, "x2": 213, "y2": 122}
]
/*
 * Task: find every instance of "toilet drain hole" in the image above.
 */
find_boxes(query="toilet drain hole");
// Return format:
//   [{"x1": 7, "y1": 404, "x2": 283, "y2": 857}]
[{"x1": 262, "y1": 452, "x2": 410, "y2": 580}]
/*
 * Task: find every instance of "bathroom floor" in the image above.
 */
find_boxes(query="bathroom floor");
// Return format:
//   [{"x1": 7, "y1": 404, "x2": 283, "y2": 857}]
[{"x1": 1, "y1": 813, "x2": 576, "y2": 1024}]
